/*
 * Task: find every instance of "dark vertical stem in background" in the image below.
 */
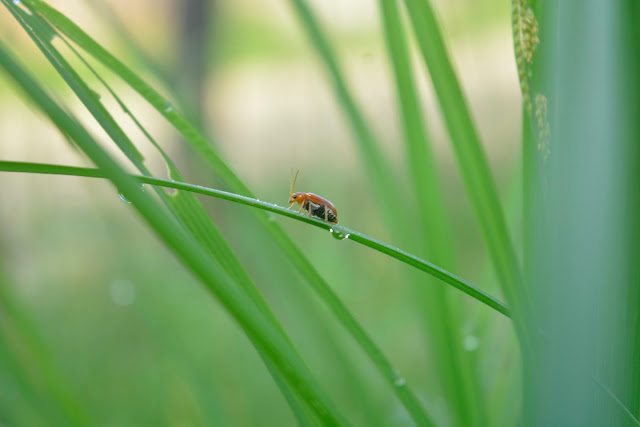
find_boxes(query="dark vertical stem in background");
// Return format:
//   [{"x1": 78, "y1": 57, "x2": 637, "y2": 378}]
[
  {"x1": 175, "y1": 0, "x2": 210, "y2": 131},
  {"x1": 530, "y1": 1, "x2": 636, "y2": 425}
]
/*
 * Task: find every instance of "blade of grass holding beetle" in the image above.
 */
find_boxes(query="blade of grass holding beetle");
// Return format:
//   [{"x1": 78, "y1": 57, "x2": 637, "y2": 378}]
[
  {"x1": 18, "y1": 2, "x2": 437, "y2": 423},
  {"x1": 379, "y1": 1, "x2": 487, "y2": 425},
  {"x1": 1, "y1": 4, "x2": 317, "y2": 422},
  {"x1": 0, "y1": 44, "x2": 347, "y2": 426},
  {"x1": 0, "y1": 161, "x2": 511, "y2": 320},
  {"x1": 401, "y1": 0, "x2": 529, "y2": 348}
]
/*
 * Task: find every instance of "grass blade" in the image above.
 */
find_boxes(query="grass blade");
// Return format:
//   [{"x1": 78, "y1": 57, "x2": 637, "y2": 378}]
[
  {"x1": 402, "y1": 0, "x2": 528, "y2": 346},
  {"x1": 379, "y1": 1, "x2": 487, "y2": 425},
  {"x1": 0, "y1": 161, "x2": 511, "y2": 318}
]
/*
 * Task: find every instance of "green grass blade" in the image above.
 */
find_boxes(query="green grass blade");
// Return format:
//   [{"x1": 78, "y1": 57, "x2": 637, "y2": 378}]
[
  {"x1": 401, "y1": 0, "x2": 528, "y2": 344},
  {"x1": 16, "y1": 2, "x2": 437, "y2": 421},
  {"x1": 378, "y1": 1, "x2": 487, "y2": 425},
  {"x1": 0, "y1": 161, "x2": 511, "y2": 319},
  {"x1": 3, "y1": 2, "x2": 145, "y2": 169},
  {"x1": 0, "y1": 268, "x2": 91, "y2": 425},
  {"x1": 0, "y1": 43, "x2": 347, "y2": 426}
]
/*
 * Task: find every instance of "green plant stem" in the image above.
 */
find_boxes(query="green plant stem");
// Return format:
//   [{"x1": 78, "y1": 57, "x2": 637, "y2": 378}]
[{"x1": 0, "y1": 161, "x2": 511, "y2": 319}]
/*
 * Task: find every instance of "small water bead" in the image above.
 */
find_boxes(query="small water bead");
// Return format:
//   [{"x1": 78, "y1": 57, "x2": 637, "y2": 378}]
[
  {"x1": 330, "y1": 229, "x2": 350, "y2": 240},
  {"x1": 118, "y1": 193, "x2": 132, "y2": 204},
  {"x1": 13, "y1": 0, "x2": 21, "y2": 4},
  {"x1": 109, "y1": 279, "x2": 136, "y2": 307},
  {"x1": 393, "y1": 375, "x2": 406, "y2": 388},
  {"x1": 162, "y1": 100, "x2": 174, "y2": 113},
  {"x1": 463, "y1": 335, "x2": 479, "y2": 352}
]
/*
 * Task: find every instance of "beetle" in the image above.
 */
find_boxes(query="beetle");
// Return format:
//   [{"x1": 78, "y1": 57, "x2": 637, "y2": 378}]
[{"x1": 288, "y1": 170, "x2": 338, "y2": 224}]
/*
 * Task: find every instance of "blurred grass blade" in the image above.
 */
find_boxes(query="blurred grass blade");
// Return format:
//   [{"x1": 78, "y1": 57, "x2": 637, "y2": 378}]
[
  {"x1": 0, "y1": 42, "x2": 347, "y2": 426},
  {"x1": 0, "y1": 161, "x2": 511, "y2": 319},
  {"x1": 379, "y1": 1, "x2": 486, "y2": 425},
  {"x1": 401, "y1": 0, "x2": 528, "y2": 344},
  {"x1": 530, "y1": 0, "x2": 637, "y2": 424},
  {"x1": 16, "y1": 1, "x2": 436, "y2": 422},
  {"x1": 0, "y1": 266, "x2": 91, "y2": 426}
]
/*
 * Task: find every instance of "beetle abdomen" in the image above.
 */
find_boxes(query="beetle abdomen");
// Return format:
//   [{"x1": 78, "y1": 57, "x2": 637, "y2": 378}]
[{"x1": 304, "y1": 200, "x2": 338, "y2": 224}]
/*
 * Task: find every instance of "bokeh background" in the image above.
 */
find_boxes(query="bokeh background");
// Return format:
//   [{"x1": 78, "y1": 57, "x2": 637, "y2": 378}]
[{"x1": 0, "y1": 0, "x2": 525, "y2": 425}]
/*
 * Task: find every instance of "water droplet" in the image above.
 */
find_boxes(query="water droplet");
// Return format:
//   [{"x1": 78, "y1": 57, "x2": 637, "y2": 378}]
[
  {"x1": 162, "y1": 100, "x2": 174, "y2": 113},
  {"x1": 330, "y1": 229, "x2": 349, "y2": 240},
  {"x1": 13, "y1": 0, "x2": 21, "y2": 4},
  {"x1": 463, "y1": 335, "x2": 479, "y2": 352},
  {"x1": 119, "y1": 193, "x2": 132, "y2": 204},
  {"x1": 109, "y1": 279, "x2": 136, "y2": 306},
  {"x1": 393, "y1": 374, "x2": 406, "y2": 388}
]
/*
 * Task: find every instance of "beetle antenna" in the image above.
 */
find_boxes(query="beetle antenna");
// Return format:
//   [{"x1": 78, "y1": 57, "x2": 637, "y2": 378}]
[{"x1": 290, "y1": 169, "x2": 300, "y2": 196}]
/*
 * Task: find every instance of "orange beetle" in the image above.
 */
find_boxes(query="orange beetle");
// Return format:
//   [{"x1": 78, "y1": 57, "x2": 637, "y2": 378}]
[{"x1": 288, "y1": 170, "x2": 338, "y2": 224}]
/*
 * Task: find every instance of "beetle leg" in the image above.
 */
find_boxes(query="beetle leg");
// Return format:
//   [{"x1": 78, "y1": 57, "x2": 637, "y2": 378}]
[{"x1": 324, "y1": 205, "x2": 328, "y2": 222}]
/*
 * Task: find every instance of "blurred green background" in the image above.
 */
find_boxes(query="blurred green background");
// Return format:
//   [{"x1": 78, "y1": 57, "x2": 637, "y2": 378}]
[{"x1": 2, "y1": 0, "x2": 623, "y2": 425}]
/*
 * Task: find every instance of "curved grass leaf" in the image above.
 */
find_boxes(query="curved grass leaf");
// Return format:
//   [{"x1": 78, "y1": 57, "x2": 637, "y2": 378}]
[{"x1": 0, "y1": 161, "x2": 511, "y2": 319}]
